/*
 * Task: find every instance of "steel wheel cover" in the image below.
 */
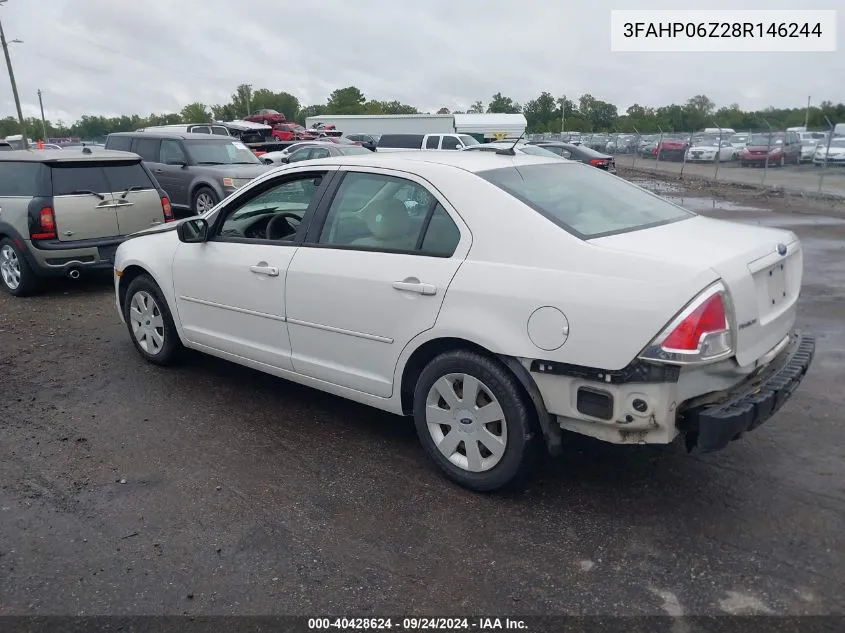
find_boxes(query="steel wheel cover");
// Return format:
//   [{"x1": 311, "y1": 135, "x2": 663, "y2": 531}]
[
  {"x1": 425, "y1": 373, "x2": 508, "y2": 473},
  {"x1": 129, "y1": 290, "x2": 165, "y2": 355},
  {"x1": 0, "y1": 245, "x2": 21, "y2": 290}
]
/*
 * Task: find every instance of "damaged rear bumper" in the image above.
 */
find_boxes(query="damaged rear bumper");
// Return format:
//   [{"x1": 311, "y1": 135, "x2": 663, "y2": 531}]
[{"x1": 681, "y1": 331, "x2": 815, "y2": 452}]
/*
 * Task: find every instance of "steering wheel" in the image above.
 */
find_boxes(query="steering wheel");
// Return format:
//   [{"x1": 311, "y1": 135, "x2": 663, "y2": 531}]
[{"x1": 265, "y1": 212, "x2": 302, "y2": 240}]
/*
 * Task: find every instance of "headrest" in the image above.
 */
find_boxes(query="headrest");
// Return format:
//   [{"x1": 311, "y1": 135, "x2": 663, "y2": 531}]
[{"x1": 363, "y1": 198, "x2": 410, "y2": 240}]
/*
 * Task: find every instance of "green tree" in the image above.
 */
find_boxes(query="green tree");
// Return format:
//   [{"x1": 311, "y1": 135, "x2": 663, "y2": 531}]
[
  {"x1": 523, "y1": 91, "x2": 557, "y2": 131},
  {"x1": 487, "y1": 92, "x2": 521, "y2": 114},
  {"x1": 231, "y1": 84, "x2": 254, "y2": 118},
  {"x1": 326, "y1": 86, "x2": 366, "y2": 114},
  {"x1": 180, "y1": 102, "x2": 212, "y2": 123},
  {"x1": 437, "y1": 107, "x2": 450, "y2": 114},
  {"x1": 210, "y1": 103, "x2": 240, "y2": 121},
  {"x1": 297, "y1": 104, "x2": 326, "y2": 126},
  {"x1": 468, "y1": 100, "x2": 485, "y2": 114},
  {"x1": 250, "y1": 89, "x2": 300, "y2": 121}
]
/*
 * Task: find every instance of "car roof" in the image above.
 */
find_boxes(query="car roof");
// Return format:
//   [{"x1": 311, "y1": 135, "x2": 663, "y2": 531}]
[
  {"x1": 297, "y1": 149, "x2": 562, "y2": 173},
  {"x1": 108, "y1": 131, "x2": 229, "y2": 140},
  {"x1": 0, "y1": 148, "x2": 140, "y2": 163}
]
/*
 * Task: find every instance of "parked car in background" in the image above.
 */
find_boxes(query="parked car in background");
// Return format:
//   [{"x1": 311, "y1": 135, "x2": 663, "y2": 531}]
[
  {"x1": 138, "y1": 123, "x2": 231, "y2": 136},
  {"x1": 0, "y1": 147, "x2": 173, "y2": 296},
  {"x1": 800, "y1": 138, "x2": 823, "y2": 163},
  {"x1": 528, "y1": 141, "x2": 615, "y2": 171},
  {"x1": 685, "y1": 138, "x2": 736, "y2": 163},
  {"x1": 739, "y1": 131, "x2": 801, "y2": 167},
  {"x1": 244, "y1": 109, "x2": 286, "y2": 125},
  {"x1": 727, "y1": 133, "x2": 750, "y2": 155},
  {"x1": 377, "y1": 133, "x2": 480, "y2": 152},
  {"x1": 656, "y1": 136, "x2": 690, "y2": 161},
  {"x1": 271, "y1": 123, "x2": 315, "y2": 142},
  {"x1": 104, "y1": 131, "x2": 271, "y2": 215},
  {"x1": 0, "y1": 141, "x2": 12, "y2": 151},
  {"x1": 113, "y1": 150, "x2": 814, "y2": 491},
  {"x1": 813, "y1": 137, "x2": 845, "y2": 166},
  {"x1": 345, "y1": 134, "x2": 379, "y2": 151},
  {"x1": 283, "y1": 143, "x2": 373, "y2": 164},
  {"x1": 259, "y1": 141, "x2": 331, "y2": 165}
]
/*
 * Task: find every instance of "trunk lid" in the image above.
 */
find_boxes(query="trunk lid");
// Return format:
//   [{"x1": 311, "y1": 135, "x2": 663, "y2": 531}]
[{"x1": 590, "y1": 216, "x2": 801, "y2": 368}]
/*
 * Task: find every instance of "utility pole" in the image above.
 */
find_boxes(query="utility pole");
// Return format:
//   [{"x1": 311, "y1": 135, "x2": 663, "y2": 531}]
[
  {"x1": 804, "y1": 95, "x2": 811, "y2": 129},
  {"x1": 245, "y1": 84, "x2": 252, "y2": 117},
  {"x1": 0, "y1": 4, "x2": 27, "y2": 148},
  {"x1": 560, "y1": 95, "x2": 566, "y2": 136},
  {"x1": 37, "y1": 88, "x2": 47, "y2": 140}
]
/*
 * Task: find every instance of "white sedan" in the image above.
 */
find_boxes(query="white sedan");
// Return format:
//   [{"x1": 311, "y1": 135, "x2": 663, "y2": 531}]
[
  {"x1": 685, "y1": 140, "x2": 736, "y2": 162},
  {"x1": 113, "y1": 151, "x2": 815, "y2": 491}
]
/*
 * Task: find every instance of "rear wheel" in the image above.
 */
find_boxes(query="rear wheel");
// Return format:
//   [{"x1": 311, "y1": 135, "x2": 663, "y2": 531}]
[
  {"x1": 0, "y1": 238, "x2": 42, "y2": 297},
  {"x1": 192, "y1": 186, "x2": 218, "y2": 215},
  {"x1": 412, "y1": 350, "x2": 538, "y2": 492},
  {"x1": 123, "y1": 275, "x2": 183, "y2": 365}
]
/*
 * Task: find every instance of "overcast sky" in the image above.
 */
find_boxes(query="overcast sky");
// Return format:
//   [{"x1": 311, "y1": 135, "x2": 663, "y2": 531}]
[{"x1": 1, "y1": 0, "x2": 842, "y2": 123}]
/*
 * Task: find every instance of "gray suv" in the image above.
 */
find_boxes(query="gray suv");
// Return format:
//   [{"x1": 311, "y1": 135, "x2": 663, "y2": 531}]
[
  {"x1": 104, "y1": 131, "x2": 272, "y2": 215},
  {"x1": 0, "y1": 147, "x2": 173, "y2": 296}
]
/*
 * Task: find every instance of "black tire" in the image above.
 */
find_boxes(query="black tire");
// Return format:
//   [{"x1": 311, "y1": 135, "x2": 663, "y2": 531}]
[
  {"x1": 122, "y1": 274, "x2": 183, "y2": 366},
  {"x1": 191, "y1": 186, "x2": 218, "y2": 216},
  {"x1": 0, "y1": 237, "x2": 42, "y2": 297},
  {"x1": 412, "y1": 350, "x2": 539, "y2": 492}
]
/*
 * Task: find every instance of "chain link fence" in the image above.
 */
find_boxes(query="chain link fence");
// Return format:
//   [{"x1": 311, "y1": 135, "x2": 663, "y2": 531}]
[{"x1": 527, "y1": 124, "x2": 845, "y2": 197}]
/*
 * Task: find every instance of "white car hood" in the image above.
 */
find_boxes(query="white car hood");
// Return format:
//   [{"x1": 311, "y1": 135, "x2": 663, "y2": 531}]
[
  {"x1": 591, "y1": 215, "x2": 801, "y2": 367},
  {"x1": 688, "y1": 145, "x2": 718, "y2": 152}
]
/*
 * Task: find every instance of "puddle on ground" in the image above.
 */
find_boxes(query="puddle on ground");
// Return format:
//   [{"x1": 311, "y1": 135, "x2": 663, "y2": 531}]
[
  {"x1": 663, "y1": 196, "x2": 768, "y2": 212},
  {"x1": 631, "y1": 179, "x2": 683, "y2": 194}
]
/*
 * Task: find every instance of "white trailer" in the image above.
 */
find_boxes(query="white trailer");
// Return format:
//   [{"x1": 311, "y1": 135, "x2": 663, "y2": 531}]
[{"x1": 304, "y1": 114, "x2": 456, "y2": 136}]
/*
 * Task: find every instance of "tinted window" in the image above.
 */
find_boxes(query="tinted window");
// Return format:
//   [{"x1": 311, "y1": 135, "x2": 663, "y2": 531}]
[
  {"x1": 106, "y1": 135, "x2": 132, "y2": 152},
  {"x1": 133, "y1": 137, "x2": 161, "y2": 162},
  {"x1": 210, "y1": 126, "x2": 229, "y2": 136},
  {"x1": 310, "y1": 147, "x2": 331, "y2": 159},
  {"x1": 318, "y1": 172, "x2": 437, "y2": 252},
  {"x1": 51, "y1": 164, "x2": 111, "y2": 196},
  {"x1": 426, "y1": 136, "x2": 439, "y2": 149},
  {"x1": 377, "y1": 134, "x2": 424, "y2": 148},
  {"x1": 183, "y1": 139, "x2": 260, "y2": 165},
  {"x1": 479, "y1": 163, "x2": 692, "y2": 239},
  {"x1": 0, "y1": 162, "x2": 44, "y2": 196},
  {"x1": 102, "y1": 161, "x2": 155, "y2": 192},
  {"x1": 420, "y1": 204, "x2": 460, "y2": 257},
  {"x1": 288, "y1": 148, "x2": 313, "y2": 163},
  {"x1": 160, "y1": 140, "x2": 187, "y2": 164},
  {"x1": 441, "y1": 136, "x2": 461, "y2": 150},
  {"x1": 191, "y1": 126, "x2": 211, "y2": 134}
]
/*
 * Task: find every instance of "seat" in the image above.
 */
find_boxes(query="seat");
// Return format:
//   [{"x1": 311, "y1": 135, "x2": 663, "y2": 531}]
[{"x1": 349, "y1": 198, "x2": 416, "y2": 251}]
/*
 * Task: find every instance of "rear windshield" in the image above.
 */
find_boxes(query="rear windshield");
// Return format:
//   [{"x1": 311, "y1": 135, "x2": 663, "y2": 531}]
[
  {"x1": 377, "y1": 134, "x2": 424, "y2": 148},
  {"x1": 183, "y1": 139, "x2": 261, "y2": 165},
  {"x1": 478, "y1": 163, "x2": 692, "y2": 239},
  {"x1": 50, "y1": 161, "x2": 154, "y2": 195}
]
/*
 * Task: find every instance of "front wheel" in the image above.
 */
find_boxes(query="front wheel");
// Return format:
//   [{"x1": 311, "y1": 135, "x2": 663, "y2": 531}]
[
  {"x1": 123, "y1": 275, "x2": 183, "y2": 365},
  {"x1": 192, "y1": 186, "x2": 218, "y2": 215},
  {"x1": 413, "y1": 350, "x2": 538, "y2": 492}
]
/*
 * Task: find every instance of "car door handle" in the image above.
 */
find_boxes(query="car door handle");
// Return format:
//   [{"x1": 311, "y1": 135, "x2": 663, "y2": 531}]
[
  {"x1": 250, "y1": 265, "x2": 279, "y2": 277},
  {"x1": 392, "y1": 280, "x2": 437, "y2": 295},
  {"x1": 154, "y1": 168, "x2": 164, "y2": 173}
]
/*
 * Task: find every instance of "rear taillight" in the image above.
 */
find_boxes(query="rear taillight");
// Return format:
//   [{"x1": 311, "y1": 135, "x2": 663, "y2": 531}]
[
  {"x1": 31, "y1": 207, "x2": 57, "y2": 239},
  {"x1": 590, "y1": 159, "x2": 608, "y2": 166},
  {"x1": 639, "y1": 282, "x2": 733, "y2": 365},
  {"x1": 161, "y1": 196, "x2": 174, "y2": 222}
]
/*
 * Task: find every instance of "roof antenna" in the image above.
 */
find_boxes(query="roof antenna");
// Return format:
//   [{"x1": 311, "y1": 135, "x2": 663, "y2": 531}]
[
  {"x1": 82, "y1": 147, "x2": 92, "y2": 154},
  {"x1": 495, "y1": 131, "x2": 525, "y2": 155}
]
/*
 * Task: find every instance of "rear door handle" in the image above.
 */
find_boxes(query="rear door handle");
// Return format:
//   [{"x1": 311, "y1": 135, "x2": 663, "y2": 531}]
[
  {"x1": 392, "y1": 280, "x2": 437, "y2": 295},
  {"x1": 250, "y1": 264, "x2": 279, "y2": 277},
  {"x1": 154, "y1": 169, "x2": 164, "y2": 173}
]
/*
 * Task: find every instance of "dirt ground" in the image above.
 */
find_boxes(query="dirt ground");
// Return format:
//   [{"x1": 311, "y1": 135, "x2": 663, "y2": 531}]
[{"x1": 1, "y1": 174, "x2": 844, "y2": 619}]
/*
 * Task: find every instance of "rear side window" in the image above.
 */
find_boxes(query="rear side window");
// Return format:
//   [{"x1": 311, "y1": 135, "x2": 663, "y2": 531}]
[
  {"x1": 478, "y1": 163, "x2": 692, "y2": 239},
  {"x1": 50, "y1": 164, "x2": 110, "y2": 196},
  {"x1": 0, "y1": 162, "x2": 45, "y2": 197},
  {"x1": 132, "y1": 137, "x2": 161, "y2": 162},
  {"x1": 102, "y1": 161, "x2": 155, "y2": 192},
  {"x1": 377, "y1": 134, "x2": 424, "y2": 148},
  {"x1": 106, "y1": 135, "x2": 132, "y2": 152},
  {"x1": 425, "y1": 136, "x2": 439, "y2": 149}
]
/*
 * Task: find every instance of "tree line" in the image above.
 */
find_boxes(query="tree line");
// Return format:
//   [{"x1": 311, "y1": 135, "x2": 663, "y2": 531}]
[{"x1": 2, "y1": 83, "x2": 843, "y2": 141}]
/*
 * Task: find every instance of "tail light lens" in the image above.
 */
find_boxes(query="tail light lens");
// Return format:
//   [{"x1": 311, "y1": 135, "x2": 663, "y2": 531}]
[
  {"x1": 590, "y1": 159, "x2": 608, "y2": 167},
  {"x1": 161, "y1": 196, "x2": 174, "y2": 222},
  {"x1": 639, "y1": 282, "x2": 734, "y2": 365},
  {"x1": 31, "y1": 207, "x2": 57, "y2": 239}
]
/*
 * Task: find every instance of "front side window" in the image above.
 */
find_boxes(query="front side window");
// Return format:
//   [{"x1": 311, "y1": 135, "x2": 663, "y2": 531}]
[
  {"x1": 216, "y1": 174, "x2": 325, "y2": 242},
  {"x1": 441, "y1": 136, "x2": 461, "y2": 150},
  {"x1": 183, "y1": 140, "x2": 261, "y2": 165},
  {"x1": 317, "y1": 171, "x2": 459, "y2": 256},
  {"x1": 458, "y1": 135, "x2": 479, "y2": 146},
  {"x1": 479, "y1": 162, "x2": 692, "y2": 239},
  {"x1": 288, "y1": 148, "x2": 313, "y2": 163},
  {"x1": 310, "y1": 147, "x2": 331, "y2": 160},
  {"x1": 426, "y1": 136, "x2": 439, "y2": 149},
  {"x1": 159, "y1": 140, "x2": 187, "y2": 165}
]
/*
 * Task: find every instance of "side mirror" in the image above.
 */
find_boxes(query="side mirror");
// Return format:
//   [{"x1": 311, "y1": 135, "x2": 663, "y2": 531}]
[
  {"x1": 176, "y1": 218, "x2": 209, "y2": 243},
  {"x1": 280, "y1": 156, "x2": 290, "y2": 164}
]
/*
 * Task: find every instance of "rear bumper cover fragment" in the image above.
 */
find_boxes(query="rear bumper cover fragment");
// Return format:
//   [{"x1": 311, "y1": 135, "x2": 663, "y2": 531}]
[{"x1": 682, "y1": 331, "x2": 814, "y2": 452}]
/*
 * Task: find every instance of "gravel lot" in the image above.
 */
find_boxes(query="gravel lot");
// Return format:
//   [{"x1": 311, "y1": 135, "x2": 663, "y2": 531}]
[{"x1": 1, "y1": 180, "x2": 844, "y2": 617}]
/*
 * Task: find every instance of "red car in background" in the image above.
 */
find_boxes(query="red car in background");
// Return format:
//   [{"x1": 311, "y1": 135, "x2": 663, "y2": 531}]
[
  {"x1": 655, "y1": 136, "x2": 690, "y2": 161},
  {"x1": 271, "y1": 123, "x2": 316, "y2": 142},
  {"x1": 244, "y1": 109, "x2": 286, "y2": 125}
]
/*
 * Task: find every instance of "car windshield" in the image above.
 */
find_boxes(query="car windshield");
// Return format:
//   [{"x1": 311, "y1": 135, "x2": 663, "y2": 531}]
[
  {"x1": 730, "y1": 134, "x2": 748, "y2": 143},
  {"x1": 183, "y1": 139, "x2": 261, "y2": 164},
  {"x1": 479, "y1": 162, "x2": 692, "y2": 239},
  {"x1": 459, "y1": 135, "x2": 479, "y2": 146},
  {"x1": 748, "y1": 134, "x2": 783, "y2": 146},
  {"x1": 338, "y1": 146, "x2": 373, "y2": 155},
  {"x1": 693, "y1": 137, "x2": 720, "y2": 147},
  {"x1": 829, "y1": 139, "x2": 845, "y2": 148},
  {"x1": 802, "y1": 139, "x2": 820, "y2": 146}
]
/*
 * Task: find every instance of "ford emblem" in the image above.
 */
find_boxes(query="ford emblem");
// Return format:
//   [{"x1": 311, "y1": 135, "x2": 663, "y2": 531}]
[{"x1": 777, "y1": 243, "x2": 787, "y2": 256}]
